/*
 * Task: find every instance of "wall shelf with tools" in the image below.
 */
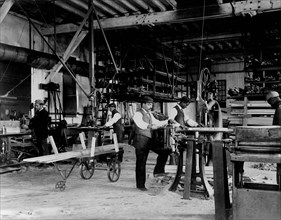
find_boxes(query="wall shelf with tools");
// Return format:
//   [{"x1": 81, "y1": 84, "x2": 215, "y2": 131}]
[{"x1": 227, "y1": 48, "x2": 281, "y2": 127}]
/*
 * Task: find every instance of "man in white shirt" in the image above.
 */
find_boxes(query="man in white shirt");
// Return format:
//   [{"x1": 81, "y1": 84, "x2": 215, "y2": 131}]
[
  {"x1": 169, "y1": 96, "x2": 202, "y2": 128},
  {"x1": 132, "y1": 96, "x2": 171, "y2": 191},
  {"x1": 104, "y1": 103, "x2": 124, "y2": 143}
]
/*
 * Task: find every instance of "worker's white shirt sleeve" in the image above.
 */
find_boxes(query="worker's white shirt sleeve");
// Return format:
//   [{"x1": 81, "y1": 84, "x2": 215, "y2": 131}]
[
  {"x1": 168, "y1": 107, "x2": 180, "y2": 127},
  {"x1": 185, "y1": 115, "x2": 198, "y2": 127},
  {"x1": 133, "y1": 111, "x2": 149, "y2": 129},
  {"x1": 105, "y1": 113, "x2": 121, "y2": 127},
  {"x1": 150, "y1": 113, "x2": 168, "y2": 127}
]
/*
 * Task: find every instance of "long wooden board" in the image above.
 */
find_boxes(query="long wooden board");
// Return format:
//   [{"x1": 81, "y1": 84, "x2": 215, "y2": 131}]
[{"x1": 23, "y1": 143, "x2": 131, "y2": 164}]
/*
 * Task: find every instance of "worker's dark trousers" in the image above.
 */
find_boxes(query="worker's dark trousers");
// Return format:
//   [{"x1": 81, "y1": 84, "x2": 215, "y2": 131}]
[
  {"x1": 115, "y1": 129, "x2": 124, "y2": 143},
  {"x1": 134, "y1": 134, "x2": 169, "y2": 188},
  {"x1": 36, "y1": 138, "x2": 49, "y2": 156}
]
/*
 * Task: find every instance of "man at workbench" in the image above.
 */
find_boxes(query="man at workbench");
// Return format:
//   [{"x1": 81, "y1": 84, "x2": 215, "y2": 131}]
[
  {"x1": 104, "y1": 103, "x2": 125, "y2": 143},
  {"x1": 266, "y1": 90, "x2": 281, "y2": 184},
  {"x1": 169, "y1": 96, "x2": 203, "y2": 128},
  {"x1": 132, "y1": 96, "x2": 173, "y2": 191}
]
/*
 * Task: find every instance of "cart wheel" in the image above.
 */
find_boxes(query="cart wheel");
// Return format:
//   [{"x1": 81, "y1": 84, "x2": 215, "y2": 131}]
[
  {"x1": 107, "y1": 159, "x2": 121, "y2": 182},
  {"x1": 55, "y1": 181, "x2": 66, "y2": 191},
  {"x1": 80, "y1": 160, "x2": 95, "y2": 180}
]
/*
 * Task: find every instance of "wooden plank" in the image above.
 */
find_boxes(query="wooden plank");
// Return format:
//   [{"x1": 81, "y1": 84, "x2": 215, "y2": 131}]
[
  {"x1": 90, "y1": 137, "x2": 96, "y2": 157},
  {"x1": 228, "y1": 117, "x2": 272, "y2": 126},
  {"x1": 231, "y1": 153, "x2": 281, "y2": 163},
  {"x1": 238, "y1": 141, "x2": 281, "y2": 146},
  {"x1": 23, "y1": 143, "x2": 129, "y2": 163},
  {"x1": 48, "y1": 136, "x2": 59, "y2": 154},
  {"x1": 230, "y1": 101, "x2": 271, "y2": 108},
  {"x1": 113, "y1": 133, "x2": 119, "y2": 153},
  {"x1": 79, "y1": 132, "x2": 87, "y2": 150},
  {"x1": 236, "y1": 126, "x2": 281, "y2": 142},
  {"x1": 231, "y1": 109, "x2": 274, "y2": 115}
]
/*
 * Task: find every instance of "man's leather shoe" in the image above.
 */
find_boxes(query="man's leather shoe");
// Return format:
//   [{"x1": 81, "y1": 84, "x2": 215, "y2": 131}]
[{"x1": 137, "y1": 187, "x2": 148, "y2": 191}]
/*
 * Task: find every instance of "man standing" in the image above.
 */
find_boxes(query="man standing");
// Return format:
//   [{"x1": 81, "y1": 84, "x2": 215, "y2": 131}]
[
  {"x1": 266, "y1": 91, "x2": 281, "y2": 125},
  {"x1": 169, "y1": 96, "x2": 202, "y2": 128},
  {"x1": 132, "y1": 96, "x2": 170, "y2": 191},
  {"x1": 104, "y1": 103, "x2": 125, "y2": 143},
  {"x1": 266, "y1": 91, "x2": 281, "y2": 184},
  {"x1": 29, "y1": 99, "x2": 50, "y2": 156}
]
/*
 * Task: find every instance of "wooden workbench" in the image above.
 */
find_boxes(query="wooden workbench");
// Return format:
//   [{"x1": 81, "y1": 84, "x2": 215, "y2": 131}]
[
  {"x1": 0, "y1": 131, "x2": 32, "y2": 164},
  {"x1": 168, "y1": 127, "x2": 234, "y2": 220}
]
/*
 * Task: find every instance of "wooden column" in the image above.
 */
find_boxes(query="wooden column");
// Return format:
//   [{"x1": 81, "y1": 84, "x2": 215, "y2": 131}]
[
  {"x1": 183, "y1": 140, "x2": 194, "y2": 199},
  {"x1": 212, "y1": 140, "x2": 231, "y2": 220}
]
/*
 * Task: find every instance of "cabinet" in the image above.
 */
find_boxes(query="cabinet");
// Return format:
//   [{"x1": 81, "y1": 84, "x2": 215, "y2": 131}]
[{"x1": 231, "y1": 126, "x2": 281, "y2": 220}]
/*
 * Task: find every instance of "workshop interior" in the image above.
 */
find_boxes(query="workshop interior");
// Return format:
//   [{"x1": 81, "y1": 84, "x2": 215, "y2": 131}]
[{"x1": 0, "y1": 1, "x2": 281, "y2": 220}]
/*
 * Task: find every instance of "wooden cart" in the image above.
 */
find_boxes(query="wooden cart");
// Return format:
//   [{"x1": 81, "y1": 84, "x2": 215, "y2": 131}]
[{"x1": 23, "y1": 134, "x2": 129, "y2": 191}]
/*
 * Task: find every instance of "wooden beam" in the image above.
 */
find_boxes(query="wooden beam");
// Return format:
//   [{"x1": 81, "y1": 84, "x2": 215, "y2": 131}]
[
  {"x1": 155, "y1": 70, "x2": 186, "y2": 84},
  {"x1": 41, "y1": 23, "x2": 81, "y2": 35},
  {"x1": 42, "y1": 0, "x2": 281, "y2": 35},
  {"x1": 47, "y1": 3, "x2": 95, "y2": 79},
  {"x1": 0, "y1": 0, "x2": 15, "y2": 24},
  {"x1": 92, "y1": 0, "x2": 281, "y2": 30}
]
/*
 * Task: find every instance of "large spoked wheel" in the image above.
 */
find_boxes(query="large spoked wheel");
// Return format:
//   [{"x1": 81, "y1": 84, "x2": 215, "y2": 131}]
[
  {"x1": 80, "y1": 160, "x2": 95, "y2": 180},
  {"x1": 107, "y1": 158, "x2": 121, "y2": 182}
]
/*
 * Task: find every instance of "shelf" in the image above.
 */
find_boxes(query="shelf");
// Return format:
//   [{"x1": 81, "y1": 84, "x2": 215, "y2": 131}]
[
  {"x1": 227, "y1": 94, "x2": 267, "y2": 99},
  {"x1": 229, "y1": 100, "x2": 270, "y2": 108},
  {"x1": 245, "y1": 65, "x2": 281, "y2": 72},
  {"x1": 245, "y1": 80, "x2": 281, "y2": 84}
]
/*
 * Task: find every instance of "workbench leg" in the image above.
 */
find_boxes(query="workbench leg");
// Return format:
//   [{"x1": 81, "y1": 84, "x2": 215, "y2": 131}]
[
  {"x1": 198, "y1": 144, "x2": 214, "y2": 198},
  {"x1": 169, "y1": 149, "x2": 184, "y2": 192},
  {"x1": 183, "y1": 140, "x2": 194, "y2": 200},
  {"x1": 212, "y1": 140, "x2": 231, "y2": 220}
]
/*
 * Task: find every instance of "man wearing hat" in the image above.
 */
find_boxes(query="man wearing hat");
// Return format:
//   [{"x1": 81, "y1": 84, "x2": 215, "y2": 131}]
[
  {"x1": 29, "y1": 99, "x2": 50, "y2": 156},
  {"x1": 266, "y1": 91, "x2": 281, "y2": 125},
  {"x1": 169, "y1": 96, "x2": 202, "y2": 128},
  {"x1": 104, "y1": 103, "x2": 125, "y2": 143},
  {"x1": 132, "y1": 96, "x2": 171, "y2": 191},
  {"x1": 266, "y1": 91, "x2": 281, "y2": 184}
]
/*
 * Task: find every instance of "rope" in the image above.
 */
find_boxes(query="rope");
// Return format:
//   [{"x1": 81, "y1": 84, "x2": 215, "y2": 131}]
[
  {"x1": 198, "y1": 0, "x2": 206, "y2": 74},
  {"x1": 1, "y1": 73, "x2": 31, "y2": 97}
]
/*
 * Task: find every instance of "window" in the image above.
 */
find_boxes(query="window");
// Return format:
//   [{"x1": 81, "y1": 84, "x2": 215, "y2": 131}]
[{"x1": 217, "y1": 80, "x2": 226, "y2": 107}]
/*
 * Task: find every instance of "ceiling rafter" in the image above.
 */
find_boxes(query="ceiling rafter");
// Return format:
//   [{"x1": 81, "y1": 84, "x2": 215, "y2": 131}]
[
  {"x1": 102, "y1": 0, "x2": 128, "y2": 15},
  {"x1": 134, "y1": 0, "x2": 154, "y2": 13},
  {"x1": 118, "y1": 0, "x2": 141, "y2": 15},
  {"x1": 55, "y1": 0, "x2": 85, "y2": 18},
  {"x1": 93, "y1": 0, "x2": 117, "y2": 17},
  {"x1": 151, "y1": 0, "x2": 166, "y2": 12},
  {"x1": 69, "y1": 0, "x2": 106, "y2": 18}
]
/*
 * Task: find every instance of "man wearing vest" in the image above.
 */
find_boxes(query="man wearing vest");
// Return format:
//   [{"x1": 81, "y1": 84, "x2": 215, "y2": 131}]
[
  {"x1": 132, "y1": 96, "x2": 171, "y2": 191},
  {"x1": 169, "y1": 96, "x2": 202, "y2": 128},
  {"x1": 266, "y1": 91, "x2": 281, "y2": 184},
  {"x1": 104, "y1": 103, "x2": 125, "y2": 143}
]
